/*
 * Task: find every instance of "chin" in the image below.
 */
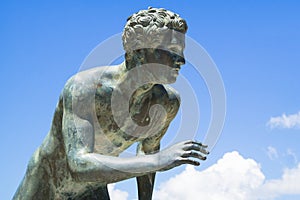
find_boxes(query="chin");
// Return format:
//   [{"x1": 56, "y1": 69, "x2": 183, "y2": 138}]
[{"x1": 165, "y1": 76, "x2": 177, "y2": 84}]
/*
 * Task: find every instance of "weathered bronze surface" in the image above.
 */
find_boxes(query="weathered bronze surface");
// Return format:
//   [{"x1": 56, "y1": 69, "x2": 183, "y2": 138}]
[{"x1": 14, "y1": 7, "x2": 208, "y2": 200}]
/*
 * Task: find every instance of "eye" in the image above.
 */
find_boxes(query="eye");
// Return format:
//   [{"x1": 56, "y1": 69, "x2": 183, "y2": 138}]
[
  {"x1": 170, "y1": 47, "x2": 178, "y2": 52},
  {"x1": 168, "y1": 45, "x2": 183, "y2": 55}
]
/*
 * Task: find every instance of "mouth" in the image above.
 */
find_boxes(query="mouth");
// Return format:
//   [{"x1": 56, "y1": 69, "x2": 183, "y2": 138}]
[{"x1": 173, "y1": 67, "x2": 180, "y2": 72}]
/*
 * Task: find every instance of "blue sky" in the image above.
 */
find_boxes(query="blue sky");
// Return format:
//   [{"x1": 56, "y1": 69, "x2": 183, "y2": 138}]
[{"x1": 1, "y1": 1, "x2": 300, "y2": 199}]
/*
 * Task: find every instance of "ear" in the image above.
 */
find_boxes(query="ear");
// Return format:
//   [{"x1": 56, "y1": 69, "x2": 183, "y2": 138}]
[
  {"x1": 141, "y1": 48, "x2": 156, "y2": 63},
  {"x1": 125, "y1": 49, "x2": 146, "y2": 69},
  {"x1": 135, "y1": 49, "x2": 147, "y2": 64},
  {"x1": 153, "y1": 49, "x2": 161, "y2": 60}
]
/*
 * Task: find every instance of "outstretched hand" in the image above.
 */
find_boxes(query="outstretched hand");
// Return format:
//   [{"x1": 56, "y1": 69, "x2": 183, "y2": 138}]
[{"x1": 157, "y1": 140, "x2": 209, "y2": 171}]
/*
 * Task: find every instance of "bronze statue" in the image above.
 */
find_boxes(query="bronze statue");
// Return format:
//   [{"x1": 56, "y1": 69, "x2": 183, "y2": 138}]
[{"x1": 14, "y1": 7, "x2": 208, "y2": 200}]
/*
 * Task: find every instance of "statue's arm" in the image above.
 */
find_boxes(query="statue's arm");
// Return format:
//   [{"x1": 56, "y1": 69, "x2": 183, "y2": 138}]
[
  {"x1": 62, "y1": 84, "x2": 208, "y2": 184},
  {"x1": 62, "y1": 97, "x2": 161, "y2": 184}
]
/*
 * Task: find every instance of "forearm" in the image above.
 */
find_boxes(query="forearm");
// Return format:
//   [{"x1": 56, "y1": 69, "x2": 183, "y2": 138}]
[
  {"x1": 62, "y1": 113, "x2": 161, "y2": 184},
  {"x1": 137, "y1": 173, "x2": 156, "y2": 200},
  {"x1": 69, "y1": 152, "x2": 161, "y2": 184}
]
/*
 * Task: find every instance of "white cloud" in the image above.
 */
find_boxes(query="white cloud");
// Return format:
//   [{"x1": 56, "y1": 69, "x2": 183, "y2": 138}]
[
  {"x1": 266, "y1": 146, "x2": 279, "y2": 160},
  {"x1": 267, "y1": 111, "x2": 300, "y2": 129},
  {"x1": 108, "y1": 183, "x2": 129, "y2": 200},
  {"x1": 153, "y1": 151, "x2": 300, "y2": 200},
  {"x1": 260, "y1": 164, "x2": 300, "y2": 199}
]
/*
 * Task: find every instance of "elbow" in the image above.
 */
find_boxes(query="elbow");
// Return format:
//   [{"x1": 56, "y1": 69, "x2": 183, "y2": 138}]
[
  {"x1": 66, "y1": 152, "x2": 108, "y2": 183},
  {"x1": 67, "y1": 153, "x2": 94, "y2": 182},
  {"x1": 67, "y1": 155, "x2": 84, "y2": 182}
]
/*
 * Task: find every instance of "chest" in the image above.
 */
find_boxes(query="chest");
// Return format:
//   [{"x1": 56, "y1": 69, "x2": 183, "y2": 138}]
[{"x1": 92, "y1": 84, "x2": 179, "y2": 155}]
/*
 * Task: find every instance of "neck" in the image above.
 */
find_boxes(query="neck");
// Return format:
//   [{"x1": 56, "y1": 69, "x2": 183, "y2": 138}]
[
  {"x1": 118, "y1": 61, "x2": 155, "y2": 100},
  {"x1": 123, "y1": 59, "x2": 156, "y2": 92},
  {"x1": 125, "y1": 58, "x2": 143, "y2": 71},
  {"x1": 125, "y1": 49, "x2": 155, "y2": 70}
]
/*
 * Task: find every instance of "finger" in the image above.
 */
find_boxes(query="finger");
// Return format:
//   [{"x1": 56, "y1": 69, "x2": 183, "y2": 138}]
[
  {"x1": 182, "y1": 151, "x2": 207, "y2": 160},
  {"x1": 184, "y1": 144, "x2": 209, "y2": 155},
  {"x1": 184, "y1": 140, "x2": 208, "y2": 148},
  {"x1": 177, "y1": 158, "x2": 200, "y2": 166},
  {"x1": 196, "y1": 141, "x2": 208, "y2": 148}
]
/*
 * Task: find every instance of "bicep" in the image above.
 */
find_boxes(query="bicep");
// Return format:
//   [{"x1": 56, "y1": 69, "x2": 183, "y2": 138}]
[
  {"x1": 62, "y1": 112, "x2": 94, "y2": 155},
  {"x1": 62, "y1": 82, "x2": 95, "y2": 156}
]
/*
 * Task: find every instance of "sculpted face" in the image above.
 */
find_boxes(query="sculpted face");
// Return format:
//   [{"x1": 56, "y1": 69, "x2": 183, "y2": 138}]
[
  {"x1": 124, "y1": 29, "x2": 186, "y2": 85},
  {"x1": 148, "y1": 31, "x2": 186, "y2": 83},
  {"x1": 123, "y1": 7, "x2": 187, "y2": 84}
]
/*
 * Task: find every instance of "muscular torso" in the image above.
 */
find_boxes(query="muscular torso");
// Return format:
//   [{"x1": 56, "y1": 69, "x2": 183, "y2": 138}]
[
  {"x1": 13, "y1": 64, "x2": 180, "y2": 199},
  {"x1": 68, "y1": 64, "x2": 180, "y2": 156}
]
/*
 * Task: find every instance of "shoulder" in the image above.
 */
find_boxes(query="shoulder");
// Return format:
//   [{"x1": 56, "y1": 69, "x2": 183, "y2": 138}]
[
  {"x1": 152, "y1": 84, "x2": 180, "y2": 101},
  {"x1": 152, "y1": 84, "x2": 180, "y2": 118},
  {"x1": 164, "y1": 85, "x2": 180, "y2": 117},
  {"x1": 62, "y1": 65, "x2": 121, "y2": 112},
  {"x1": 163, "y1": 85, "x2": 181, "y2": 104},
  {"x1": 153, "y1": 84, "x2": 180, "y2": 107},
  {"x1": 62, "y1": 65, "x2": 121, "y2": 98}
]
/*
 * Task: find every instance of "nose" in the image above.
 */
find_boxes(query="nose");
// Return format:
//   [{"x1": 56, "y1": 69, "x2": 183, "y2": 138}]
[{"x1": 173, "y1": 54, "x2": 185, "y2": 66}]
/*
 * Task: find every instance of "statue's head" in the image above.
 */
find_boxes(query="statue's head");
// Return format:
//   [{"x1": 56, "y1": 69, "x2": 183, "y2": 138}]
[{"x1": 122, "y1": 7, "x2": 188, "y2": 82}]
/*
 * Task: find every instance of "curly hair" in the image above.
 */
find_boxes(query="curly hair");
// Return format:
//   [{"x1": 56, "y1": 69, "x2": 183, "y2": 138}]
[{"x1": 122, "y1": 7, "x2": 188, "y2": 52}]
